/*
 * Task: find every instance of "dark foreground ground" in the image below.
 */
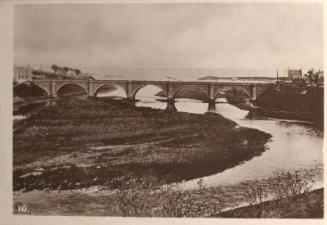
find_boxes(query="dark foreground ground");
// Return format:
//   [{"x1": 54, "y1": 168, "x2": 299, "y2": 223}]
[
  {"x1": 14, "y1": 98, "x2": 270, "y2": 191},
  {"x1": 218, "y1": 188, "x2": 323, "y2": 218},
  {"x1": 13, "y1": 96, "x2": 323, "y2": 217},
  {"x1": 13, "y1": 184, "x2": 324, "y2": 217}
]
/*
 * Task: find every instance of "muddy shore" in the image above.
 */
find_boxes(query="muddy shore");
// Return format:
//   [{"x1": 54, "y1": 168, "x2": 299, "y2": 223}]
[
  {"x1": 13, "y1": 169, "x2": 322, "y2": 217},
  {"x1": 13, "y1": 97, "x2": 324, "y2": 217},
  {"x1": 14, "y1": 97, "x2": 271, "y2": 192}
]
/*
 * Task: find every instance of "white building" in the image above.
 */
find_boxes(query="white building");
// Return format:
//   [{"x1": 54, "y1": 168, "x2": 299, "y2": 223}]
[
  {"x1": 287, "y1": 68, "x2": 302, "y2": 80},
  {"x1": 14, "y1": 66, "x2": 33, "y2": 83}
]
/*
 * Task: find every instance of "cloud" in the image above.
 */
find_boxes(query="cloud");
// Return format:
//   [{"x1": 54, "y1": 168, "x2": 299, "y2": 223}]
[{"x1": 14, "y1": 3, "x2": 323, "y2": 72}]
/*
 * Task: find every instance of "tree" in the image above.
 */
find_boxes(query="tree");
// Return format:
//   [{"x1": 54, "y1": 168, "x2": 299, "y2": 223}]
[
  {"x1": 51, "y1": 64, "x2": 59, "y2": 74},
  {"x1": 314, "y1": 70, "x2": 320, "y2": 85},
  {"x1": 57, "y1": 67, "x2": 63, "y2": 75},
  {"x1": 74, "y1": 69, "x2": 81, "y2": 76},
  {"x1": 63, "y1": 67, "x2": 69, "y2": 75},
  {"x1": 304, "y1": 68, "x2": 315, "y2": 85},
  {"x1": 304, "y1": 68, "x2": 320, "y2": 86}
]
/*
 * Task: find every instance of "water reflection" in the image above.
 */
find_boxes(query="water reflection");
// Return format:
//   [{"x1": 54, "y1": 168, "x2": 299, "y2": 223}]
[
  {"x1": 13, "y1": 115, "x2": 27, "y2": 121},
  {"x1": 96, "y1": 85, "x2": 126, "y2": 99},
  {"x1": 133, "y1": 87, "x2": 323, "y2": 190},
  {"x1": 135, "y1": 85, "x2": 167, "y2": 110}
]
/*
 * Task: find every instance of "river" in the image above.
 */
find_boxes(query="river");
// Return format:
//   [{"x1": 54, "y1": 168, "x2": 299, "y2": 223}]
[
  {"x1": 13, "y1": 85, "x2": 324, "y2": 214},
  {"x1": 104, "y1": 85, "x2": 324, "y2": 194},
  {"x1": 18, "y1": 86, "x2": 324, "y2": 191}
]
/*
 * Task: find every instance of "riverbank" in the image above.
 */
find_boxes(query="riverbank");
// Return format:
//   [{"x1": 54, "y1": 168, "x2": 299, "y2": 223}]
[
  {"x1": 157, "y1": 84, "x2": 324, "y2": 129},
  {"x1": 13, "y1": 170, "x2": 322, "y2": 217},
  {"x1": 13, "y1": 96, "x2": 48, "y2": 115},
  {"x1": 14, "y1": 97, "x2": 271, "y2": 192},
  {"x1": 217, "y1": 188, "x2": 323, "y2": 218},
  {"x1": 255, "y1": 84, "x2": 323, "y2": 128}
]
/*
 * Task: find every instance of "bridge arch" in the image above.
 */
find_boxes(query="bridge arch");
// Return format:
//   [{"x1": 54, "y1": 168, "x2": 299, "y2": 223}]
[
  {"x1": 133, "y1": 84, "x2": 169, "y2": 110},
  {"x1": 32, "y1": 84, "x2": 50, "y2": 96},
  {"x1": 172, "y1": 85, "x2": 209, "y2": 100},
  {"x1": 13, "y1": 80, "x2": 34, "y2": 87},
  {"x1": 56, "y1": 82, "x2": 88, "y2": 97},
  {"x1": 13, "y1": 80, "x2": 50, "y2": 96},
  {"x1": 14, "y1": 81, "x2": 50, "y2": 96},
  {"x1": 214, "y1": 86, "x2": 251, "y2": 100},
  {"x1": 132, "y1": 84, "x2": 167, "y2": 100},
  {"x1": 93, "y1": 83, "x2": 127, "y2": 98}
]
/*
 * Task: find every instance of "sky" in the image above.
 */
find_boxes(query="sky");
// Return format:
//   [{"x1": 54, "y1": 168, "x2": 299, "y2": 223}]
[{"x1": 14, "y1": 3, "x2": 323, "y2": 74}]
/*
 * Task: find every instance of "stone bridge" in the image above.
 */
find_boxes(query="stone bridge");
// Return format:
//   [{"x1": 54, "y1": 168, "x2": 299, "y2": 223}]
[{"x1": 32, "y1": 79, "x2": 275, "y2": 111}]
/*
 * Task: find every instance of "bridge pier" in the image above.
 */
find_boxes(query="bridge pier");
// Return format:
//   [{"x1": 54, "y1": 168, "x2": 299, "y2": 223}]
[
  {"x1": 51, "y1": 93, "x2": 57, "y2": 98},
  {"x1": 50, "y1": 80, "x2": 57, "y2": 98},
  {"x1": 87, "y1": 81, "x2": 94, "y2": 97},
  {"x1": 165, "y1": 98, "x2": 177, "y2": 112},
  {"x1": 50, "y1": 91, "x2": 57, "y2": 98},
  {"x1": 207, "y1": 83, "x2": 216, "y2": 112},
  {"x1": 126, "y1": 93, "x2": 136, "y2": 102},
  {"x1": 125, "y1": 97, "x2": 136, "y2": 108},
  {"x1": 125, "y1": 81, "x2": 136, "y2": 102},
  {"x1": 207, "y1": 99, "x2": 216, "y2": 112},
  {"x1": 250, "y1": 84, "x2": 257, "y2": 101}
]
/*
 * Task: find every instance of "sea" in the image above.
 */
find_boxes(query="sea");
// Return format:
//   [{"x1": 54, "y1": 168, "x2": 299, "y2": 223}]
[{"x1": 80, "y1": 67, "x2": 280, "y2": 81}]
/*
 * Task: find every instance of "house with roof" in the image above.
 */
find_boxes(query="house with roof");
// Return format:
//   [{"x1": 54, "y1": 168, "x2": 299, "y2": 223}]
[{"x1": 287, "y1": 68, "x2": 302, "y2": 80}]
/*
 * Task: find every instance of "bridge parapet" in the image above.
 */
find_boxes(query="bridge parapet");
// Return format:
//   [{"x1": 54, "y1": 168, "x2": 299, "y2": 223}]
[{"x1": 31, "y1": 79, "x2": 274, "y2": 105}]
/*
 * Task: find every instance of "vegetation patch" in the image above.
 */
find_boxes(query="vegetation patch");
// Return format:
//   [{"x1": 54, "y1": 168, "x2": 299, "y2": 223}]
[{"x1": 14, "y1": 98, "x2": 271, "y2": 191}]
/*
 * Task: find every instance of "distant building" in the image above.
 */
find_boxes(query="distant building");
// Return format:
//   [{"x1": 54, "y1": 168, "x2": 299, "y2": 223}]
[
  {"x1": 287, "y1": 68, "x2": 302, "y2": 80},
  {"x1": 317, "y1": 70, "x2": 324, "y2": 85},
  {"x1": 14, "y1": 66, "x2": 33, "y2": 83}
]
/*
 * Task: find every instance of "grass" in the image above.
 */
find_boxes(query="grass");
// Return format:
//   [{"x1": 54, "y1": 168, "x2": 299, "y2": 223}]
[
  {"x1": 255, "y1": 85, "x2": 323, "y2": 126},
  {"x1": 12, "y1": 84, "x2": 323, "y2": 217},
  {"x1": 13, "y1": 97, "x2": 271, "y2": 192},
  {"x1": 13, "y1": 171, "x2": 323, "y2": 217},
  {"x1": 218, "y1": 188, "x2": 323, "y2": 218}
]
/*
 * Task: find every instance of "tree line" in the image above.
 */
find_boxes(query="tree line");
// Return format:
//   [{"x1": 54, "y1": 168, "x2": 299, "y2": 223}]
[
  {"x1": 304, "y1": 68, "x2": 323, "y2": 86},
  {"x1": 51, "y1": 64, "x2": 81, "y2": 76}
]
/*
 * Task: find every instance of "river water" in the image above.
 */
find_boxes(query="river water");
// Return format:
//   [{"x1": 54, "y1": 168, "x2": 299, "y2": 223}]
[
  {"x1": 20, "y1": 86, "x2": 324, "y2": 191},
  {"x1": 107, "y1": 85, "x2": 324, "y2": 192},
  {"x1": 13, "y1": 84, "x2": 324, "y2": 214}
]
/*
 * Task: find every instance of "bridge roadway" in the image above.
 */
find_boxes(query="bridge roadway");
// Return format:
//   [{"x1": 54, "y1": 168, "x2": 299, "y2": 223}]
[{"x1": 32, "y1": 79, "x2": 275, "y2": 112}]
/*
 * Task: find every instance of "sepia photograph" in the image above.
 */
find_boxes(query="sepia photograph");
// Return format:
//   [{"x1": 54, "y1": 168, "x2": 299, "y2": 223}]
[{"x1": 10, "y1": 1, "x2": 324, "y2": 219}]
